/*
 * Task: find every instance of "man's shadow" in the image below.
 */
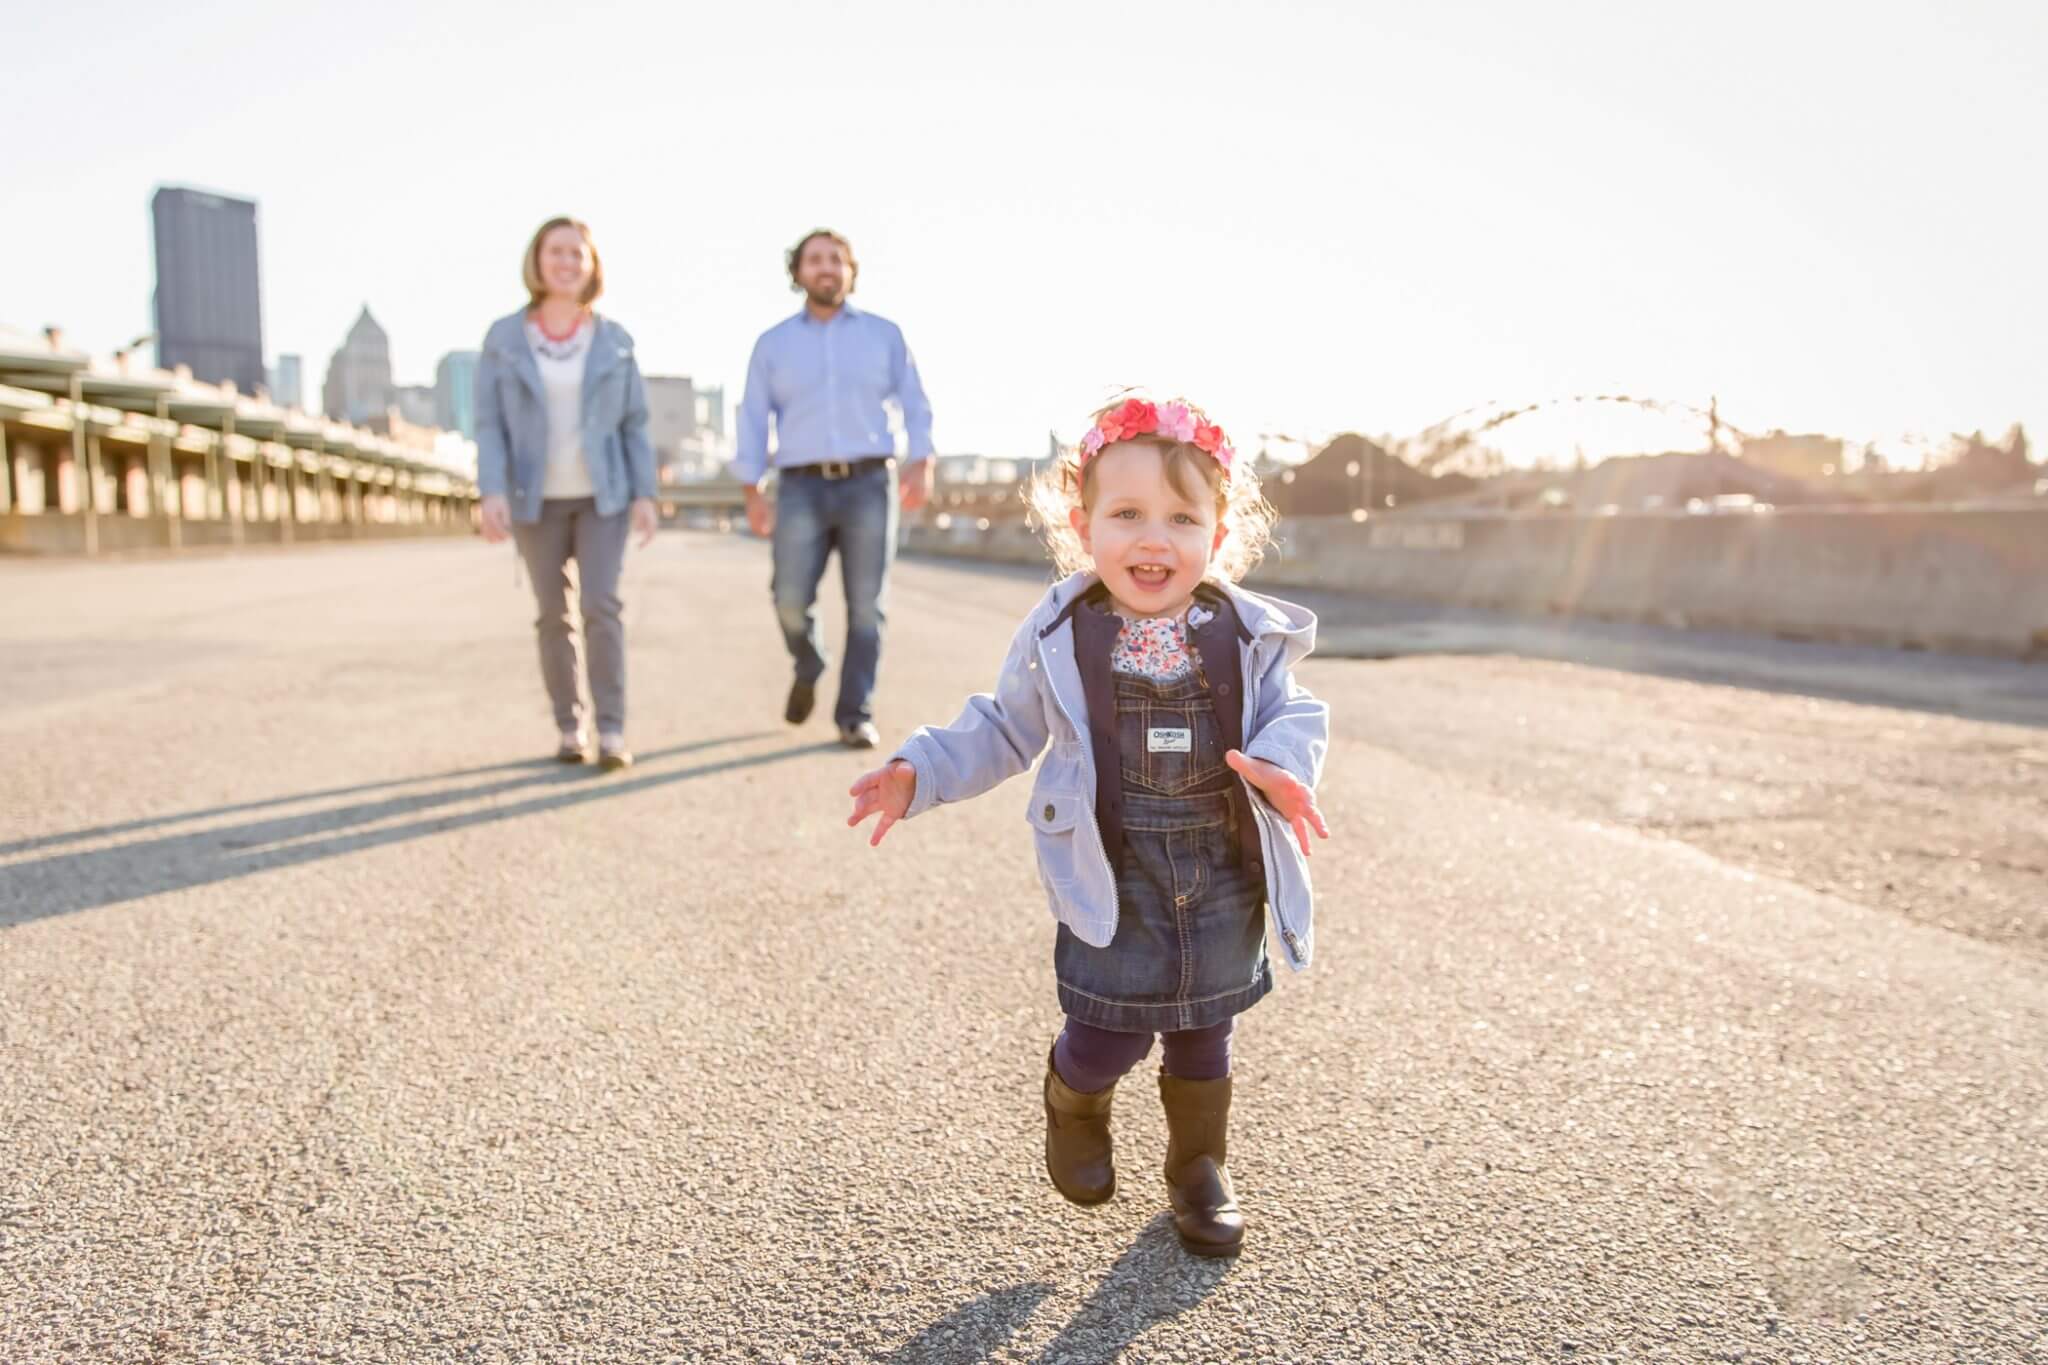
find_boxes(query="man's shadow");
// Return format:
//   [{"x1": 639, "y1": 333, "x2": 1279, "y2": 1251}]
[
  {"x1": 0, "y1": 732, "x2": 837, "y2": 929},
  {"x1": 876, "y1": 1215, "x2": 1234, "y2": 1364}
]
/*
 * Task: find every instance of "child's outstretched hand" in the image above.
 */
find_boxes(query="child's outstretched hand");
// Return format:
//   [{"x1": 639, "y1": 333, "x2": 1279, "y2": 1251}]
[
  {"x1": 1225, "y1": 749, "x2": 1331, "y2": 857},
  {"x1": 848, "y1": 760, "x2": 917, "y2": 847}
]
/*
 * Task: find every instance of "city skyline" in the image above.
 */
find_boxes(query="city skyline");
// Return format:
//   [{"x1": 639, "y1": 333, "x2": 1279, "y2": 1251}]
[{"x1": 6, "y1": 0, "x2": 2042, "y2": 466}]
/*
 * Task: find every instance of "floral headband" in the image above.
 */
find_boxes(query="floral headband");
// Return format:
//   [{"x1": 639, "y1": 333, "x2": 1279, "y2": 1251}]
[{"x1": 1078, "y1": 398, "x2": 1236, "y2": 476}]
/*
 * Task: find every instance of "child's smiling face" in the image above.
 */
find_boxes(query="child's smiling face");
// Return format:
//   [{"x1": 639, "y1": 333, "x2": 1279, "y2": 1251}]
[{"x1": 1070, "y1": 442, "x2": 1227, "y2": 618}]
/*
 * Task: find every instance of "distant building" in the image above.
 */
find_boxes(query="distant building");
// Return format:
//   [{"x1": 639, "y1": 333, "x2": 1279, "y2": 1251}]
[
  {"x1": 694, "y1": 383, "x2": 726, "y2": 442},
  {"x1": 394, "y1": 384, "x2": 438, "y2": 428},
  {"x1": 642, "y1": 375, "x2": 734, "y2": 481},
  {"x1": 1741, "y1": 430, "x2": 1844, "y2": 480},
  {"x1": 679, "y1": 383, "x2": 732, "y2": 479},
  {"x1": 434, "y1": 350, "x2": 479, "y2": 438},
  {"x1": 322, "y1": 306, "x2": 394, "y2": 423},
  {"x1": 151, "y1": 186, "x2": 265, "y2": 394},
  {"x1": 268, "y1": 354, "x2": 304, "y2": 410},
  {"x1": 644, "y1": 376, "x2": 696, "y2": 474}
]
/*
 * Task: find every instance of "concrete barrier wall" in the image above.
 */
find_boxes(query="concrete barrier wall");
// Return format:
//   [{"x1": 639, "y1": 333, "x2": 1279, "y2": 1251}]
[{"x1": 902, "y1": 507, "x2": 2048, "y2": 658}]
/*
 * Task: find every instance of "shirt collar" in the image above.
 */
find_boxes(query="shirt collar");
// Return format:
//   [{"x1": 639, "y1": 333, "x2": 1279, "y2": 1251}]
[{"x1": 795, "y1": 301, "x2": 862, "y2": 326}]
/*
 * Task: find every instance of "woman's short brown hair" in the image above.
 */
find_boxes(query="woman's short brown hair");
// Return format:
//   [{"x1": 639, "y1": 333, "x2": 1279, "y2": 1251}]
[
  {"x1": 786, "y1": 228, "x2": 858, "y2": 294},
  {"x1": 523, "y1": 217, "x2": 604, "y2": 309}
]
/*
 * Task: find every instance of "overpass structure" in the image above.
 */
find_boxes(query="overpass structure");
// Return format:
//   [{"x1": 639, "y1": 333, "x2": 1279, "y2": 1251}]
[{"x1": 0, "y1": 328, "x2": 478, "y2": 555}]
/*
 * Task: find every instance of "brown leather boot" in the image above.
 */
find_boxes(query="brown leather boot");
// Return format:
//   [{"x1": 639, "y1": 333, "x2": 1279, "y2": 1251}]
[
  {"x1": 1043, "y1": 1048, "x2": 1117, "y2": 1205},
  {"x1": 1158, "y1": 1070, "x2": 1245, "y2": 1257}
]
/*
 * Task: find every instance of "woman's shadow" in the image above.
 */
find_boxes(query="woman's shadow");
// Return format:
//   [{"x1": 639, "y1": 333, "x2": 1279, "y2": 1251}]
[
  {"x1": 0, "y1": 731, "x2": 836, "y2": 929},
  {"x1": 876, "y1": 1214, "x2": 1234, "y2": 1364}
]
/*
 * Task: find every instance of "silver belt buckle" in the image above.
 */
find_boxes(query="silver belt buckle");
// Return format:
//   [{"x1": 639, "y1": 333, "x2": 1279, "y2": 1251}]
[{"x1": 820, "y1": 460, "x2": 853, "y2": 480}]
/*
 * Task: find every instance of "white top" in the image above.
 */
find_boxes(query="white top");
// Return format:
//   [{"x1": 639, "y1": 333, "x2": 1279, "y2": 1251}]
[{"x1": 527, "y1": 319, "x2": 594, "y2": 500}]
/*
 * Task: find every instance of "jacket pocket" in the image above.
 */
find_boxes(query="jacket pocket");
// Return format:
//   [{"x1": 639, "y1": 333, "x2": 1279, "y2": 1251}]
[
  {"x1": 1027, "y1": 788, "x2": 1084, "y2": 888},
  {"x1": 581, "y1": 430, "x2": 620, "y2": 497}
]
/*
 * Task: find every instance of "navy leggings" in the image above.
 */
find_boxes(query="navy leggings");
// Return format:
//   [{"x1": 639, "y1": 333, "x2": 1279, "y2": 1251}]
[{"x1": 1052, "y1": 1016, "x2": 1235, "y2": 1094}]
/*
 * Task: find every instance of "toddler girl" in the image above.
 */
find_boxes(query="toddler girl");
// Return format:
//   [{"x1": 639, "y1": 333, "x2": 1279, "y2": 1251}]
[{"x1": 847, "y1": 395, "x2": 1330, "y2": 1257}]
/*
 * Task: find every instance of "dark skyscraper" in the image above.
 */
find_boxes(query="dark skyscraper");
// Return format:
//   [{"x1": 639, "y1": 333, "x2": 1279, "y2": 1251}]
[{"x1": 151, "y1": 186, "x2": 265, "y2": 394}]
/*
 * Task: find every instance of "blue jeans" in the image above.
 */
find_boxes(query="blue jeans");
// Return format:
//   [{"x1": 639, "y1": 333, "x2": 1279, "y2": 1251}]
[{"x1": 770, "y1": 461, "x2": 899, "y2": 729}]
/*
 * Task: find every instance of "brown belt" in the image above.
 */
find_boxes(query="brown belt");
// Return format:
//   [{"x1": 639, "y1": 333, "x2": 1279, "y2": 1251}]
[{"x1": 781, "y1": 457, "x2": 895, "y2": 480}]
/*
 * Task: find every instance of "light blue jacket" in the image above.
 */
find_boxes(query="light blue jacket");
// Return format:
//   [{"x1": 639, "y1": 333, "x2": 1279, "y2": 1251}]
[
  {"x1": 472, "y1": 310, "x2": 656, "y2": 524},
  {"x1": 894, "y1": 572, "x2": 1330, "y2": 971}
]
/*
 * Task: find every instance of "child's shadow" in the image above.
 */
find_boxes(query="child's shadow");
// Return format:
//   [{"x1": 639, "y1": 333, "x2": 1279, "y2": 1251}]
[{"x1": 877, "y1": 1214, "x2": 1235, "y2": 1364}]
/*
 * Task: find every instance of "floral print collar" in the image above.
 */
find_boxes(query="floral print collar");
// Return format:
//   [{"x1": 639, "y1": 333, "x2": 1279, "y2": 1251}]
[{"x1": 1109, "y1": 602, "x2": 1214, "y2": 680}]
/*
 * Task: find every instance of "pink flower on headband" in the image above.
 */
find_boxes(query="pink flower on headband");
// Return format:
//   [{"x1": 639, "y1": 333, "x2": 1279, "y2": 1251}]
[
  {"x1": 1097, "y1": 398, "x2": 1157, "y2": 444},
  {"x1": 1156, "y1": 401, "x2": 1196, "y2": 443},
  {"x1": 1077, "y1": 395, "x2": 1236, "y2": 478}
]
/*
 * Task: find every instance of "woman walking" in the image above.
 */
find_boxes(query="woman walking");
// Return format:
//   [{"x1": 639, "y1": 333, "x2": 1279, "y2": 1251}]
[{"x1": 475, "y1": 216, "x2": 659, "y2": 770}]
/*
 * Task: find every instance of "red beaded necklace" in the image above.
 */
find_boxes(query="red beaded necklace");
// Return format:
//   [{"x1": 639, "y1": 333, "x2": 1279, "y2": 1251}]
[{"x1": 531, "y1": 309, "x2": 588, "y2": 343}]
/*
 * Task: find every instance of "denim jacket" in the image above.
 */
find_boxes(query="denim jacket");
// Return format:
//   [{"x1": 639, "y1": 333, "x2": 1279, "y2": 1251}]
[
  {"x1": 473, "y1": 310, "x2": 656, "y2": 524},
  {"x1": 893, "y1": 572, "x2": 1330, "y2": 971}
]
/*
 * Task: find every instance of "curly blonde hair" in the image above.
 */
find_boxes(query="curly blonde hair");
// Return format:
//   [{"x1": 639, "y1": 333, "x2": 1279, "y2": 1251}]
[{"x1": 1026, "y1": 393, "x2": 1277, "y2": 582}]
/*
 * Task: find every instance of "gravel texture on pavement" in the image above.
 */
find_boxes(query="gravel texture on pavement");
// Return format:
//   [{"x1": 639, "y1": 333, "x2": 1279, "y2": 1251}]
[{"x1": 2, "y1": 535, "x2": 2042, "y2": 1363}]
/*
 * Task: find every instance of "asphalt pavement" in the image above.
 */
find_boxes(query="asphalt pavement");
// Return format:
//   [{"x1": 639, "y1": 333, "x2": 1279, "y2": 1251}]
[{"x1": 2, "y1": 534, "x2": 2042, "y2": 1363}]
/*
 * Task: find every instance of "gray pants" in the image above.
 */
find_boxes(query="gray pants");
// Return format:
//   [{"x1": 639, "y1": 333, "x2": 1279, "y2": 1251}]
[{"x1": 510, "y1": 497, "x2": 629, "y2": 736}]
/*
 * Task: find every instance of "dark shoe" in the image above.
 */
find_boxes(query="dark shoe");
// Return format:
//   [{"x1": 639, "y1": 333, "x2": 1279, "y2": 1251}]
[
  {"x1": 839, "y1": 721, "x2": 880, "y2": 750},
  {"x1": 555, "y1": 730, "x2": 588, "y2": 764},
  {"x1": 1159, "y1": 1071, "x2": 1244, "y2": 1257},
  {"x1": 597, "y1": 733, "x2": 633, "y2": 771},
  {"x1": 1044, "y1": 1048, "x2": 1117, "y2": 1205},
  {"x1": 785, "y1": 679, "x2": 816, "y2": 726}
]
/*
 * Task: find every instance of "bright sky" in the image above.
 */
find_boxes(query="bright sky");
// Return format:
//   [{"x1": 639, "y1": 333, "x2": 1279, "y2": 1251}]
[{"x1": 6, "y1": 0, "x2": 2042, "y2": 466}]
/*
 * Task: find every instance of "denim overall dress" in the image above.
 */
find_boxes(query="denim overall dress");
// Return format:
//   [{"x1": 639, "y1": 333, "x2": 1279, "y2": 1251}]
[{"x1": 1053, "y1": 603, "x2": 1273, "y2": 1033}]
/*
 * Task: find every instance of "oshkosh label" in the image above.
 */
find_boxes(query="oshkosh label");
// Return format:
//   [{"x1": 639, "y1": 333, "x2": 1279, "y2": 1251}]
[{"x1": 1147, "y1": 728, "x2": 1193, "y2": 754}]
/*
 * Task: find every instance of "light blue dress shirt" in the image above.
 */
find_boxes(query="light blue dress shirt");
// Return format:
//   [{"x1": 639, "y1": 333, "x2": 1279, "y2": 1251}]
[{"x1": 733, "y1": 303, "x2": 934, "y2": 486}]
